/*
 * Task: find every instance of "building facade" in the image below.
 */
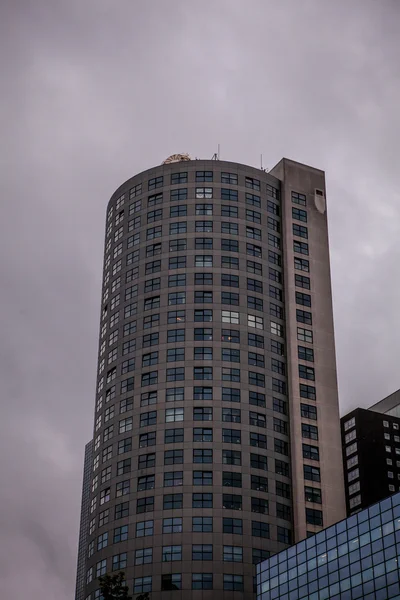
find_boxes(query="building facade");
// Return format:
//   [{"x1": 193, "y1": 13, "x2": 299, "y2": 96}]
[
  {"x1": 257, "y1": 492, "x2": 400, "y2": 600},
  {"x1": 76, "y1": 440, "x2": 94, "y2": 600},
  {"x1": 341, "y1": 408, "x2": 400, "y2": 516},
  {"x1": 370, "y1": 388, "x2": 400, "y2": 418},
  {"x1": 78, "y1": 156, "x2": 345, "y2": 599}
]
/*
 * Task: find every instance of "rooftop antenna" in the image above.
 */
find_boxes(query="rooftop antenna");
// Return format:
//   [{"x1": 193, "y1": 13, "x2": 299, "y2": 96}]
[
  {"x1": 260, "y1": 154, "x2": 269, "y2": 172},
  {"x1": 211, "y1": 144, "x2": 220, "y2": 160}
]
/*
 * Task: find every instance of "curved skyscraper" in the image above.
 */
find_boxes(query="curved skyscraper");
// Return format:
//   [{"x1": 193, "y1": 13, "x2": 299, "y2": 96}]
[{"x1": 76, "y1": 156, "x2": 345, "y2": 600}]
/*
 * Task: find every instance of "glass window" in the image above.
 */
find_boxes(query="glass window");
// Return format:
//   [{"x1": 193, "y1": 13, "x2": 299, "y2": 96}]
[
  {"x1": 165, "y1": 428, "x2": 184, "y2": 443},
  {"x1": 194, "y1": 291, "x2": 213, "y2": 304},
  {"x1": 252, "y1": 521, "x2": 270, "y2": 538},
  {"x1": 163, "y1": 517, "x2": 183, "y2": 533},
  {"x1": 167, "y1": 348, "x2": 185, "y2": 362},
  {"x1": 192, "y1": 544, "x2": 213, "y2": 560},
  {"x1": 133, "y1": 577, "x2": 152, "y2": 594},
  {"x1": 221, "y1": 255, "x2": 239, "y2": 269},
  {"x1": 221, "y1": 172, "x2": 238, "y2": 184},
  {"x1": 196, "y1": 171, "x2": 213, "y2": 182},
  {"x1": 195, "y1": 255, "x2": 213, "y2": 267},
  {"x1": 168, "y1": 310, "x2": 185, "y2": 324},
  {"x1": 303, "y1": 444, "x2": 319, "y2": 461},
  {"x1": 305, "y1": 507, "x2": 323, "y2": 526},
  {"x1": 167, "y1": 329, "x2": 185, "y2": 343},
  {"x1": 221, "y1": 221, "x2": 238, "y2": 235},
  {"x1": 221, "y1": 204, "x2": 238, "y2": 217},
  {"x1": 162, "y1": 545, "x2": 182, "y2": 561},
  {"x1": 250, "y1": 391, "x2": 266, "y2": 407},
  {"x1": 223, "y1": 546, "x2": 243, "y2": 562},
  {"x1": 222, "y1": 429, "x2": 241, "y2": 444},
  {"x1": 248, "y1": 314, "x2": 263, "y2": 329},
  {"x1": 169, "y1": 257, "x2": 186, "y2": 270},
  {"x1": 222, "y1": 450, "x2": 241, "y2": 465},
  {"x1": 193, "y1": 407, "x2": 213, "y2": 421},
  {"x1": 193, "y1": 427, "x2": 213, "y2": 442},
  {"x1": 164, "y1": 471, "x2": 183, "y2": 487},
  {"x1": 304, "y1": 464, "x2": 320, "y2": 482},
  {"x1": 170, "y1": 187, "x2": 187, "y2": 201},
  {"x1": 164, "y1": 449, "x2": 183, "y2": 465},
  {"x1": 195, "y1": 220, "x2": 213, "y2": 232},
  {"x1": 245, "y1": 176, "x2": 260, "y2": 191},
  {"x1": 148, "y1": 176, "x2": 163, "y2": 190},
  {"x1": 194, "y1": 386, "x2": 213, "y2": 400},
  {"x1": 221, "y1": 188, "x2": 238, "y2": 201},
  {"x1": 304, "y1": 486, "x2": 322, "y2": 504},
  {"x1": 344, "y1": 416, "x2": 356, "y2": 431},
  {"x1": 163, "y1": 494, "x2": 183, "y2": 509},
  {"x1": 221, "y1": 239, "x2": 239, "y2": 252},
  {"x1": 134, "y1": 548, "x2": 152, "y2": 565},
  {"x1": 247, "y1": 243, "x2": 262, "y2": 257},
  {"x1": 171, "y1": 172, "x2": 187, "y2": 184},
  {"x1": 292, "y1": 191, "x2": 306, "y2": 206},
  {"x1": 223, "y1": 518, "x2": 243, "y2": 534},
  {"x1": 223, "y1": 574, "x2": 244, "y2": 591},
  {"x1": 222, "y1": 407, "x2": 241, "y2": 423},
  {"x1": 192, "y1": 573, "x2": 213, "y2": 590},
  {"x1": 193, "y1": 449, "x2": 213, "y2": 463},
  {"x1": 192, "y1": 493, "x2": 213, "y2": 508},
  {"x1": 196, "y1": 237, "x2": 213, "y2": 249},
  {"x1": 294, "y1": 240, "x2": 309, "y2": 255},
  {"x1": 161, "y1": 574, "x2": 182, "y2": 591},
  {"x1": 223, "y1": 494, "x2": 242, "y2": 510},
  {"x1": 165, "y1": 407, "x2": 184, "y2": 422},
  {"x1": 170, "y1": 222, "x2": 187, "y2": 235},
  {"x1": 195, "y1": 187, "x2": 213, "y2": 198},
  {"x1": 301, "y1": 404, "x2": 317, "y2": 420}
]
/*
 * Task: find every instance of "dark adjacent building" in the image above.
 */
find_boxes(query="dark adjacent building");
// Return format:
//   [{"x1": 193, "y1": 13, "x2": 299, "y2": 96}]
[
  {"x1": 76, "y1": 440, "x2": 94, "y2": 600},
  {"x1": 76, "y1": 154, "x2": 345, "y2": 599},
  {"x1": 341, "y1": 407, "x2": 400, "y2": 516}
]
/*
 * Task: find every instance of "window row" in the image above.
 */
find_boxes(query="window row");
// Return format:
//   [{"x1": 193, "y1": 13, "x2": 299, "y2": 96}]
[
  {"x1": 108, "y1": 175, "x2": 279, "y2": 215},
  {"x1": 96, "y1": 429, "x2": 289, "y2": 458},
  {"x1": 106, "y1": 210, "x2": 281, "y2": 249},
  {"x1": 97, "y1": 407, "x2": 287, "y2": 432},
  {"x1": 96, "y1": 385, "x2": 287, "y2": 414},
  {"x1": 90, "y1": 493, "x2": 287, "y2": 519},
  {"x1": 105, "y1": 314, "x2": 282, "y2": 342},
  {"x1": 110, "y1": 368, "x2": 286, "y2": 392},
  {"x1": 88, "y1": 517, "x2": 289, "y2": 554},
  {"x1": 103, "y1": 310, "x2": 285, "y2": 345},
  {"x1": 105, "y1": 245, "x2": 279, "y2": 281},
  {"x1": 141, "y1": 291, "x2": 269, "y2": 309},
  {"x1": 98, "y1": 375, "x2": 312, "y2": 405},
  {"x1": 87, "y1": 572, "x2": 257, "y2": 593},
  {"x1": 103, "y1": 348, "x2": 283, "y2": 371},
  {"x1": 101, "y1": 261, "x2": 285, "y2": 306}
]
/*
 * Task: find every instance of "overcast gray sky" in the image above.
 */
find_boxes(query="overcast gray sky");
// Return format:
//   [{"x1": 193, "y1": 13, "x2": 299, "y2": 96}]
[{"x1": 1, "y1": 0, "x2": 399, "y2": 597}]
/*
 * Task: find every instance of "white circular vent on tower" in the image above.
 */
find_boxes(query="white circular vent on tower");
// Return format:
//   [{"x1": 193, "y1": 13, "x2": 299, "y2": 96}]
[
  {"x1": 162, "y1": 153, "x2": 191, "y2": 164},
  {"x1": 314, "y1": 189, "x2": 326, "y2": 214}
]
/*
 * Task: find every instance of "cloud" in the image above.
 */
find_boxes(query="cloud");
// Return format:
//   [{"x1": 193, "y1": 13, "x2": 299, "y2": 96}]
[{"x1": 1, "y1": 0, "x2": 399, "y2": 597}]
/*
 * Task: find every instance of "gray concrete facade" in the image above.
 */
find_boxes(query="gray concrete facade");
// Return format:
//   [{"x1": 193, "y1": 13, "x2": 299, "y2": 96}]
[{"x1": 77, "y1": 157, "x2": 345, "y2": 600}]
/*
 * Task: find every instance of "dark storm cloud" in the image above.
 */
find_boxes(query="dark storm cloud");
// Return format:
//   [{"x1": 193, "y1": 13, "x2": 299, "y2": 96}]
[{"x1": 0, "y1": 0, "x2": 399, "y2": 597}]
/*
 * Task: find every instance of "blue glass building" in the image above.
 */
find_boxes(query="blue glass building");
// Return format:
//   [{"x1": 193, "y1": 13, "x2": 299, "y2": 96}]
[{"x1": 257, "y1": 492, "x2": 400, "y2": 600}]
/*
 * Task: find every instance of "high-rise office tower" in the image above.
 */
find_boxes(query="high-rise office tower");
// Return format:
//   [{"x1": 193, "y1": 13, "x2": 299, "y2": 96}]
[{"x1": 76, "y1": 155, "x2": 345, "y2": 600}]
